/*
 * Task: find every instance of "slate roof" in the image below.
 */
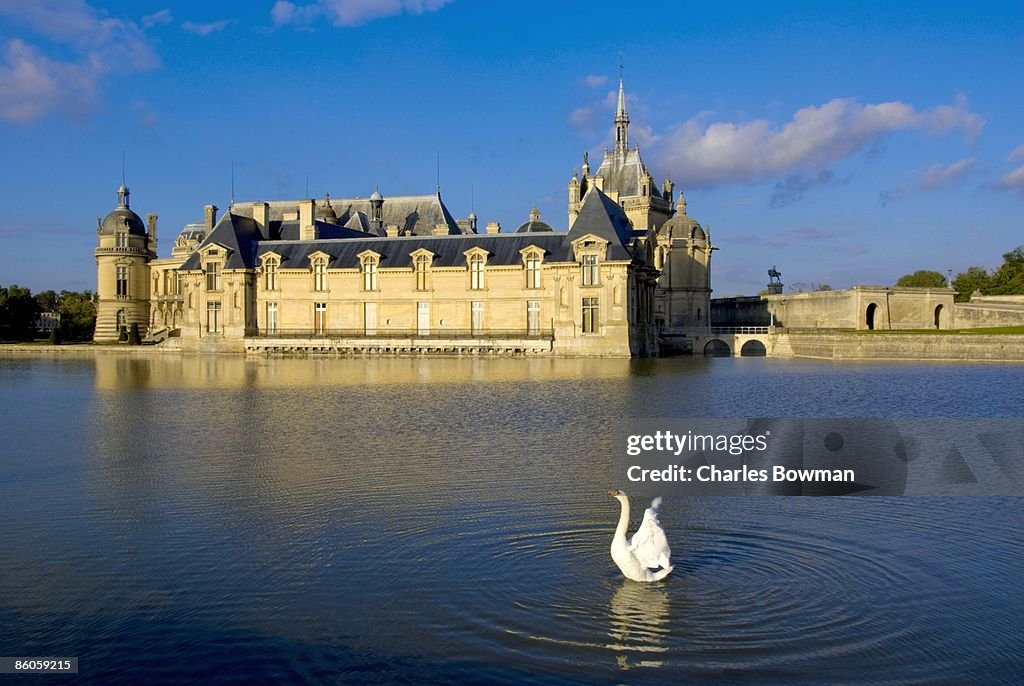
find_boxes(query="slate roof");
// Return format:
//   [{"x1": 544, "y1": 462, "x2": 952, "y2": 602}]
[
  {"x1": 181, "y1": 213, "x2": 265, "y2": 270},
  {"x1": 567, "y1": 186, "x2": 640, "y2": 261},
  {"x1": 595, "y1": 147, "x2": 648, "y2": 197},
  {"x1": 179, "y1": 187, "x2": 641, "y2": 272}
]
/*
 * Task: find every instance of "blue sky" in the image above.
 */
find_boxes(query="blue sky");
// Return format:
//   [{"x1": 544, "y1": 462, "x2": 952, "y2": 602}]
[{"x1": 1, "y1": 0, "x2": 1022, "y2": 296}]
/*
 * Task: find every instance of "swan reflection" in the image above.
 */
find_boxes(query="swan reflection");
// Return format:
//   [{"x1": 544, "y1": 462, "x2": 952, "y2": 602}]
[{"x1": 608, "y1": 580, "x2": 670, "y2": 670}]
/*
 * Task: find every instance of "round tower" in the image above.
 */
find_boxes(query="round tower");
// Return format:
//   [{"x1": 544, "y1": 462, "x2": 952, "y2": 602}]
[{"x1": 94, "y1": 184, "x2": 154, "y2": 342}]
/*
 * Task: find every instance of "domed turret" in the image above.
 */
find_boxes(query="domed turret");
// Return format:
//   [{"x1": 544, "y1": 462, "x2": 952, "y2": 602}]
[
  {"x1": 316, "y1": 193, "x2": 338, "y2": 224},
  {"x1": 515, "y1": 207, "x2": 554, "y2": 233},
  {"x1": 99, "y1": 184, "x2": 146, "y2": 236}
]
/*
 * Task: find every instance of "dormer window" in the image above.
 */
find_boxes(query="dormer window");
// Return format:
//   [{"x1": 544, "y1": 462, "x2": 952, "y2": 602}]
[
  {"x1": 414, "y1": 253, "x2": 430, "y2": 291},
  {"x1": 525, "y1": 252, "x2": 542, "y2": 289},
  {"x1": 312, "y1": 256, "x2": 328, "y2": 291},
  {"x1": 469, "y1": 253, "x2": 485, "y2": 290},
  {"x1": 263, "y1": 258, "x2": 278, "y2": 290},
  {"x1": 116, "y1": 232, "x2": 128, "y2": 249},
  {"x1": 362, "y1": 255, "x2": 379, "y2": 291},
  {"x1": 582, "y1": 254, "x2": 600, "y2": 286},
  {"x1": 204, "y1": 261, "x2": 222, "y2": 291}
]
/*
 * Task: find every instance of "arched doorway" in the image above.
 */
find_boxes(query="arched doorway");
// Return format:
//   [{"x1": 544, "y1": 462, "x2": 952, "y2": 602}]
[
  {"x1": 866, "y1": 303, "x2": 878, "y2": 330},
  {"x1": 703, "y1": 339, "x2": 731, "y2": 357},
  {"x1": 934, "y1": 304, "x2": 944, "y2": 329},
  {"x1": 740, "y1": 340, "x2": 767, "y2": 357}
]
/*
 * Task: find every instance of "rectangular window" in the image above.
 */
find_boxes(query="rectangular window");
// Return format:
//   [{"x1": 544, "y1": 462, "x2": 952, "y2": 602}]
[
  {"x1": 526, "y1": 255, "x2": 541, "y2": 289},
  {"x1": 471, "y1": 301, "x2": 484, "y2": 334},
  {"x1": 265, "y1": 262, "x2": 277, "y2": 291},
  {"x1": 116, "y1": 232, "x2": 128, "y2": 249},
  {"x1": 582, "y1": 297, "x2": 599, "y2": 334},
  {"x1": 206, "y1": 300, "x2": 222, "y2": 334},
  {"x1": 205, "y1": 262, "x2": 222, "y2": 291},
  {"x1": 116, "y1": 266, "x2": 129, "y2": 297},
  {"x1": 417, "y1": 301, "x2": 430, "y2": 336},
  {"x1": 527, "y1": 300, "x2": 541, "y2": 335},
  {"x1": 363, "y1": 260, "x2": 378, "y2": 291},
  {"x1": 314, "y1": 302, "x2": 327, "y2": 335},
  {"x1": 582, "y1": 254, "x2": 599, "y2": 286},
  {"x1": 266, "y1": 302, "x2": 278, "y2": 335}
]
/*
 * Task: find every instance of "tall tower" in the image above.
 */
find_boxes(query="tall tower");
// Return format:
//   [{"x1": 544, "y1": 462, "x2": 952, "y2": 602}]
[
  {"x1": 568, "y1": 75, "x2": 673, "y2": 230},
  {"x1": 614, "y1": 76, "x2": 629, "y2": 153},
  {"x1": 94, "y1": 184, "x2": 155, "y2": 341}
]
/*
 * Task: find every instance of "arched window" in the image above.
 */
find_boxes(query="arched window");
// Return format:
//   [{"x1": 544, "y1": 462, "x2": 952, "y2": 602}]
[
  {"x1": 525, "y1": 253, "x2": 541, "y2": 289},
  {"x1": 264, "y1": 259, "x2": 278, "y2": 291},
  {"x1": 415, "y1": 254, "x2": 430, "y2": 291},
  {"x1": 469, "y1": 254, "x2": 485, "y2": 290},
  {"x1": 312, "y1": 257, "x2": 327, "y2": 291},
  {"x1": 362, "y1": 257, "x2": 378, "y2": 291}
]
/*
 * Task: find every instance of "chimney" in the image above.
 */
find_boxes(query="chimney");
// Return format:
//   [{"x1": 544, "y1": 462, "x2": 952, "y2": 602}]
[
  {"x1": 385, "y1": 224, "x2": 399, "y2": 237},
  {"x1": 253, "y1": 202, "x2": 270, "y2": 240},
  {"x1": 204, "y1": 204, "x2": 218, "y2": 232},
  {"x1": 146, "y1": 213, "x2": 158, "y2": 254},
  {"x1": 299, "y1": 199, "x2": 316, "y2": 241},
  {"x1": 485, "y1": 221, "x2": 501, "y2": 234}
]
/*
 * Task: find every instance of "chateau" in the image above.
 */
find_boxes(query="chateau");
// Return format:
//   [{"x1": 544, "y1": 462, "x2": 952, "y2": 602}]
[{"x1": 93, "y1": 79, "x2": 713, "y2": 356}]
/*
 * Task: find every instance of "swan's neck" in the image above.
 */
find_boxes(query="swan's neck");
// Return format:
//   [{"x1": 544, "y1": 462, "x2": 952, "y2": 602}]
[{"x1": 614, "y1": 496, "x2": 630, "y2": 541}]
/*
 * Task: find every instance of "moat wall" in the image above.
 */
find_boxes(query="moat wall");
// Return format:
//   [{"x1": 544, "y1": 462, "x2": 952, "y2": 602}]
[{"x1": 769, "y1": 332, "x2": 1024, "y2": 362}]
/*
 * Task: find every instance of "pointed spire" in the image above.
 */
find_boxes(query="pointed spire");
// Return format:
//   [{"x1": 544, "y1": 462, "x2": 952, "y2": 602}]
[{"x1": 614, "y1": 72, "x2": 629, "y2": 153}]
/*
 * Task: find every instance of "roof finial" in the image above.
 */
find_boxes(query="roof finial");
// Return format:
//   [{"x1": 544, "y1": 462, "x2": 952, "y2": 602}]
[
  {"x1": 230, "y1": 160, "x2": 235, "y2": 205},
  {"x1": 121, "y1": 150, "x2": 126, "y2": 186},
  {"x1": 614, "y1": 55, "x2": 629, "y2": 153}
]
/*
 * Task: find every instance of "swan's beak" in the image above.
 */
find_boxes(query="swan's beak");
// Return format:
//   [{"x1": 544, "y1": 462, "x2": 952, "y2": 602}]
[{"x1": 608, "y1": 489, "x2": 621, "y2": 496}]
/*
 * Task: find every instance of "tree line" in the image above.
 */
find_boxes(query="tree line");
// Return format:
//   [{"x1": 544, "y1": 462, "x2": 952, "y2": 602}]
[
  {"x1": 0, "y1": 285, "x2": 96, "y2": 342},
  {"x1": 897, "y1": 246, "x2": 1024, "y2": 302}
]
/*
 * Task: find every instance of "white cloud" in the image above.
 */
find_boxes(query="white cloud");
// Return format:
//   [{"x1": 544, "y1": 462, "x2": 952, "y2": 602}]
[
  {"x1": 271, "y1": 0, "x2": 454, "y2": 27},
  {"x1": 920, "y1": 157, "x2": 976, "y2": 190},
  {"x1": 995, "y1": 144, "x2": 1024, "y2": 193},
  {"x1": 142, "y1": 9, "x2": 173, "y2": 28},
  {"x1": 581, "y1": 74, "x2": 607, "y2": 88},
  {"x1": 654, "y1": 96, "x2": 986, "y2": 187},
  {"x1": 182, "y1": 20, "x2": 232, "y2": 36},
  {"x1": 0, "y1": 0, "x2": 158, "y2": 123}
]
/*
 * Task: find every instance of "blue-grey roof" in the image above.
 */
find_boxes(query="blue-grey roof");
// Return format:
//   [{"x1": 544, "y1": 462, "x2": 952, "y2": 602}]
[
  {"x1": 179, "y1": 187, "x2": 641, "y2": 272},
  {"x1": 181, "y1": 213, "x2": 264, "y2": 270},
  {"x1": 255, "y1": 233, "x2": 571, "y2": 269},
  {"x1": 567, "y1": 186, "x2": 639, "y2": 260}
]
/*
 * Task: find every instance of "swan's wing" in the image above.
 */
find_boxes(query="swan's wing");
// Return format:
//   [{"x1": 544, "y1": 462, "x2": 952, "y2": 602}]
[{"x1": 629, "y1": 498, "x2": 671, "y2": 569}]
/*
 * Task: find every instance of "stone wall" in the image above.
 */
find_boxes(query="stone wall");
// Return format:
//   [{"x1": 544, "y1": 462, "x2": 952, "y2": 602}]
[
  {"x1": 770, "y1": 331, "x2": 1024, "y2": 361},
  {"x1": 953, "y1": 295, "x2": 1024, "y2": 328}
]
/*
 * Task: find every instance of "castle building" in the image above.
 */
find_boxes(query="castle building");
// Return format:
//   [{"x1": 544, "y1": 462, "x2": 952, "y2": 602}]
[
  {"x1": 94, "y1": 78, "x2": 712, "y2": 357},
  {"x1": 568, "y1": 78, "x2": 714, "y2": 349}
]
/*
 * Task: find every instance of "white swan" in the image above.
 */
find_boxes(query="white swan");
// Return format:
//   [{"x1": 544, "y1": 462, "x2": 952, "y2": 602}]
[{"x1": 608, "y1": 489, "x2": 673, "y2": 582}]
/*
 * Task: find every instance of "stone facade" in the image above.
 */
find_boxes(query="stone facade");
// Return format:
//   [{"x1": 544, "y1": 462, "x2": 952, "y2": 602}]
[
  {"x1": 94, "y1": 77, "x2": 712, "y2": 358},
  {"x1": 763, "y1": 286, "x2": 956, "y2": 330},
  {"x1": 567, "y1": 77, "x2": 713, "y2": 349}
]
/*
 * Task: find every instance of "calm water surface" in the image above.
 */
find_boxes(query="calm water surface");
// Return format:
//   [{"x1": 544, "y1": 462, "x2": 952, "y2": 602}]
[{"x1": 0, "y1": 355, "x2": 1021, "y2": 684}]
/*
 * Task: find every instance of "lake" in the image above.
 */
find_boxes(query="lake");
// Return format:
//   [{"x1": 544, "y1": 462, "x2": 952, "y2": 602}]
[{"x1": 0, "y1": 354, "x2": 1021, "y2": 684}]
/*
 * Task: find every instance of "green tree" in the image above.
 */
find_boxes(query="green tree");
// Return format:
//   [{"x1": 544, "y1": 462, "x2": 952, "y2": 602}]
[
  {"x1": 816, "y1": 284, "x2": 833, "y2": 291},
  {"x1": 35, "y1": 289, "x2": 59, "y2": 312},
  {"x1": 951, "y1": 266, "x2": 992, "y2": 302},
  {"x1": 57, "y1": 290, "x2": 97, "y2": 341},
  {"x1": 0, "y1": 284, "x2": 40, "y2": 341},
  {"x1": 896, "y1": 270, "x2": 947, "y2": 288},
  {"x1": 988, "y1": 246, "x2": 1024, "y2": 295}
]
